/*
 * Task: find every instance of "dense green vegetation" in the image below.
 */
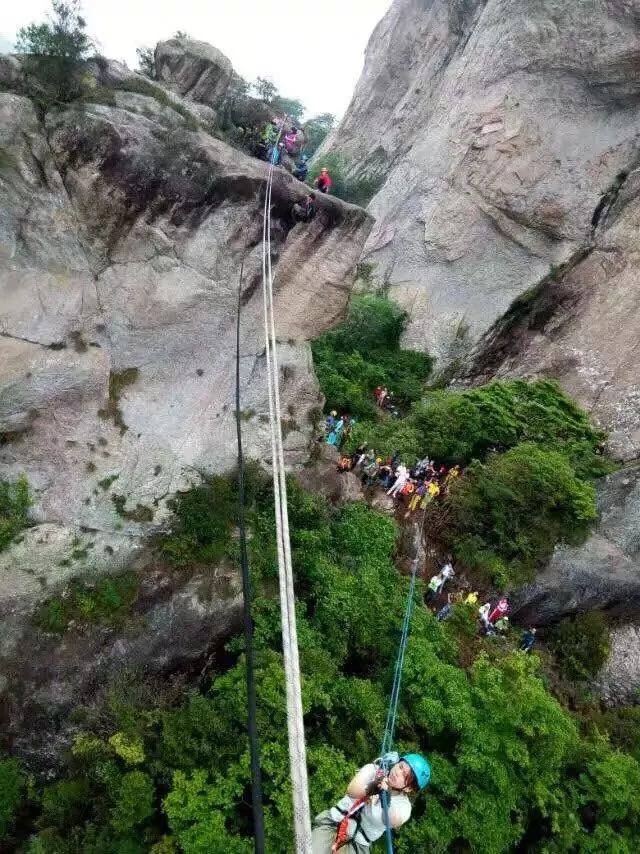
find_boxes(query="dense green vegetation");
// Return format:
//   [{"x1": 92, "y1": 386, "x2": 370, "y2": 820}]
[
  {"x1": 313, "y1": 294, "x2": 609, "y2": 588},
  {"x1": 308, "y1": 153, "x2": 385, "y2": 206},
  {"x1": 15, "y1": 1, "x2": 93, "y2": 112},
  {"x1": 550, "y1": 612, "x2": 612, "y2": 682},
  {"x1": 36, "y1": 572, "x2": 140, "y2": 633},
  {"x1": 311, "y1": 294, "x2": 434, "y2": 419},
  {"x1": 0, "y1": 475, "x2": 31, "y2": 552},
  {"x1": 448, "y1": 443, "x2": 597, "y2": 586},
  {"x1": 4, "y1": 479, "x2": 640, "y2": 853}
]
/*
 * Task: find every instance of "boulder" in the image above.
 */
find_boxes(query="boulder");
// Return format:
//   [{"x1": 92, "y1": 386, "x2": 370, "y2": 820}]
[
  {"x1": 0, "y1": 54, "x2": 25, "y2": 93},
  {"x1": 155, "y1": 37, "x2": 232, "y2": 109},
  {"x1": 295, "y1": 445, "x2": 365, "y2": 504}
]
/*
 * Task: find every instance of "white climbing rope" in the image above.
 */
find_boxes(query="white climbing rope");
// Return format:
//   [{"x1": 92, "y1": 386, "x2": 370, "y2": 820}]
[{"x1": 260, "y1": 128, "x2": 313, "y2": 853}]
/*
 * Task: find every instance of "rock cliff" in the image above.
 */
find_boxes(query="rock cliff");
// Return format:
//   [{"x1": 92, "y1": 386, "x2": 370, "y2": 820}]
[
  {"x1": 322, "y1": 0, "x2": 640, "y2": 374},
  {"x1": 0, "y1": 50, "x2": 371, "y2": 631},
  {"x1": 0, "y1": 44, "x2": 372, "y2": 762}
]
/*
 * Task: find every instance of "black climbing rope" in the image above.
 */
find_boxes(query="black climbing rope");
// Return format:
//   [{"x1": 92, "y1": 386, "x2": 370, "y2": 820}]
[{"x1": 235, "y1": 259, "x2": 266, "y2": 854}]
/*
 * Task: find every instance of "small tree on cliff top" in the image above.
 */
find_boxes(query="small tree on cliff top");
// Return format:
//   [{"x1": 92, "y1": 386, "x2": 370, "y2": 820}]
[{"x1": 15, "y1": 1, "x2": 93, "y2": 107}]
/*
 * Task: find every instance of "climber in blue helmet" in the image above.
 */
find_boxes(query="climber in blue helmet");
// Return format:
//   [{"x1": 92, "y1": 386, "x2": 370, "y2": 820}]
[{"x1": 311, "y1": 752, "x2": 430, "y2": 852}]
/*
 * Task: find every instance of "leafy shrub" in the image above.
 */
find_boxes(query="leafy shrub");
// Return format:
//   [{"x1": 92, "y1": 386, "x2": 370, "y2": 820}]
[
  {"x1": 357, "y1": 379, "x2": 608, "y2": 470},
  {"x1": 447, "y1": 444, "x2": 597, "y2": 586},
  {"x1": 0, "y1": 760, "x2": 23, "y2": 840},
  {"x1": 161, "y1": 464, "x2": 268, "y2": 567},
  {"x1": 36, "y1": 572, "x2": 139, "y2": 632},
  {"x1": 308, "y1": 153, "x2": 383, "y2": 206},
  {"x1": 136, "y1": 46, "x2": 155, "y2": 79},
  {"x1": 0, "y1": 475, "x2": 31, "y2": 551},
  {"x1": 311, "y1": 295, "x2": 433, "y2": 419},
  {"x1": 551, "y1": 612, "x2": 611, "y2": 681},
  {"x1": 15, "y1": 1, "x2": 94, "y2": 112}
]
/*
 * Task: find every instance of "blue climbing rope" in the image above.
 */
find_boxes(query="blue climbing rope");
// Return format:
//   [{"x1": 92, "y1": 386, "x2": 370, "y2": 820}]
[{"x1": 378, "y1": 510, "x2": 426, "y2": 854}]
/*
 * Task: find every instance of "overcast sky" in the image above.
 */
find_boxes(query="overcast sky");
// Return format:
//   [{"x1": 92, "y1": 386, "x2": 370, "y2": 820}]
[{"x1": 2, "y1": 0, "x2": 392, "y2": 118}]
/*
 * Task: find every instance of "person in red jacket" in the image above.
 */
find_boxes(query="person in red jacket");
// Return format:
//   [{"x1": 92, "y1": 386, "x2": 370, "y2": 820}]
[
  {"x1": 314, "y1": 166, "x2": 333, "y2": 193},
  {"x1": 488, "y1": 597, "x2": 509, "y2": 624}
]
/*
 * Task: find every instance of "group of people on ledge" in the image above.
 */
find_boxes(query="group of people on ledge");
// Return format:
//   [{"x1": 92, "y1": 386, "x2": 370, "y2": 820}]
[
  {"x1": 337, "y1": 445, "x2": 462, "y2": 517},
  {"x1": 260, "y1": 118, "x2": 335, "y2": 225}
]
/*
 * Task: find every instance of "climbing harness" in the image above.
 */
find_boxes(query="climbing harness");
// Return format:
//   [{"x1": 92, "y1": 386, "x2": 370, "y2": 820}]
[
  {"x1": 235, "y1": 261, "x2": 266, "y2": 853},
  {"x1": 260, "y1": 118, "x2": 314, "y2": 853}
]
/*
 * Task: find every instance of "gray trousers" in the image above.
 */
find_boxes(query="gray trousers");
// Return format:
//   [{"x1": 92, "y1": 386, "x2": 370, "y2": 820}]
[{"x1": 312, "y1": 811, "x2": 370, "y2": 854}]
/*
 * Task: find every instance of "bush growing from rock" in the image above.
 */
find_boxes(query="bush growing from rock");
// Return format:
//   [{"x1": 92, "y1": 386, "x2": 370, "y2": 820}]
[
  {"x1": 0, "y1": 475, "x2": 31, "y2": 552},
  {"x1": 447, "y1": 444, "x2": 597, "y2": 586},
  {"x1": 551, "y1": 611, "x2": 612, "y2": 681},
  {"x1": 15, "y1": 1, "x2": 94, "y2": 111},
  {"x1": 311, "y1": 295, "x2": 433, "y2": 419}
]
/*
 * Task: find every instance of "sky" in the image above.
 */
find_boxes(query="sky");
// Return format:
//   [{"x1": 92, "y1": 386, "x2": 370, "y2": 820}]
[{"x1": 1, "y1": 0, "x2": 392, "y2": 118}]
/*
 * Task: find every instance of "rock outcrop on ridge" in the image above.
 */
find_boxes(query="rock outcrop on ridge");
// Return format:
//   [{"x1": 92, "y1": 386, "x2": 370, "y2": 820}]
[
  {"x1": 0, "y1": 53, "x2": 372, "y2": 610},
  {"x1": 0, "y1": 44, "x2": 372, "y2": 764},
  {"x1": 321, "y1": 0, "x2": 640, "y2": 373}
]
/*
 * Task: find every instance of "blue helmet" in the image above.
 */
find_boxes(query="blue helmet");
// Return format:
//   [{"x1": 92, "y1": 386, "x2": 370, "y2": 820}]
[{"x1": 402, "y1": 754, "x2": 431, "y2": 790}]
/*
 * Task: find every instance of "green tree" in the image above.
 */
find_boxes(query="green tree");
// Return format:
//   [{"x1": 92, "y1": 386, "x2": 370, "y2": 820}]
[
  {"x1": 252, "y1": 76, "x2": 278, "y2": 102},
  {"x1": 136, "y1": 45, "x2": 155, "y2": 79},
  {"x1": 303, "y1": 113, "x2": 335, "y2": 156},
  {"x1": 311, "y1": 294, "x2": 433, "y2": 419},
  {"x1": 110, "y1": 770, "x2": 154, "y2": 836},
  {"x1": 551, "y1": 612, "x2": 612, "y2": 681},
  {"x1": 273, "y1": 96, "x2": 305, "y2": 123},
  {"x1": 15, "y1": 1, "x2": 94, "y2": 108}
]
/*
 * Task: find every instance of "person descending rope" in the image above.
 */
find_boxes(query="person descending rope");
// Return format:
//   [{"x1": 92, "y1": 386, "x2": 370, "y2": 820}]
[{"x1": 312, "y1": 754, "x2": 430, "y2": 853}]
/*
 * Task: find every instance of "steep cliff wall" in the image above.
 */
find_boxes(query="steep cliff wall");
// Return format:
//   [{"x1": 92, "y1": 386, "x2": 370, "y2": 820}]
[
  {"x1": 0, "y1": 57, "x2": 372, "y2": 610},
  {"x1": 323, "y1": 0, "x2": 640, "y2": 370},
  {"x1": 464, "y1": 166, "x2": 640, "y2": 461}
]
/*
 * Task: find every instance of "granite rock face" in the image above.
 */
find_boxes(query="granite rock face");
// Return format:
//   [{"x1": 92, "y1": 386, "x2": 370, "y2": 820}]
[
  {"x1": 0, "y1": 73, "x2": 372, "y2": 610},
  {"x1": 465, "y1": 167, "x2": 640, "y2": 461},
  {"x1": 594, "y1": 621, "x2": 640, "y2": 705},
  {"x1": 322, "y1": 0, "x2": 640, "y2": 369}
]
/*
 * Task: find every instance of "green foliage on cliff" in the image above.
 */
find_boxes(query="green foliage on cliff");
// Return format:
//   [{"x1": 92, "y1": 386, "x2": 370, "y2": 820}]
[
  {"x1": 311, "y1": 295, "x2": 433, "y2": 419},
  {"x1": 8, "y1": 481, "x2": 640, "y2": 853},
  {"x1": 550, "y1": 612, "x2": 612, "y2": 681},
  {"x1": 15, "y1": 1, "x2": 94, "y2": 110},
  {"x1": 36, "y1": 572, "x2": 140, "y2": 633},
  {"x1": 313, "y1": 292, "x2": 606, "y2": 588},
  {"x1": 0, "y1": 475, "x2": 31, "y2": 552},
  {"x1": 0, "y1": 760, "x2": 23, "y2": 839},
  {"x1": 352, "y1": 378, "x2": 609, "y2": 471}
]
